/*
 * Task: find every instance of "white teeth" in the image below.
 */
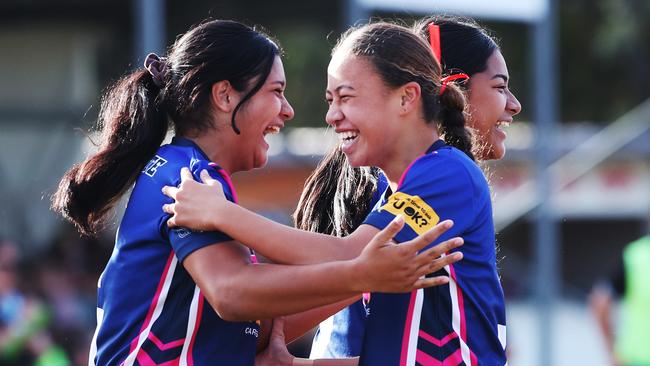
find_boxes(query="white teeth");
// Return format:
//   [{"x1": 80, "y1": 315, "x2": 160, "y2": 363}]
[
  {"x1": 338, "y1": 131, "x2": 359, "y2": 141},
  {"x1": 496, "y1": 121, "x2": 510, "y2": 128},
  {"x1": 264, "y1": 126, "x2": 281, "y2": 135}
]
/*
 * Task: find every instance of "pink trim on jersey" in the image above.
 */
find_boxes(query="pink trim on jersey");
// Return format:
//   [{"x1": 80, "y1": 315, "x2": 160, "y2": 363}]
[
  {"x1": 136, "y1": 350, "x2": 179, "y2": 366},
  {"x1": 397, "y1": 155, "x2": 426, "y2": 189},
  {"x1": 127, "y1": 253, "x2": 176, "y2": 356},
  {"x1": 148, "y1": 332, "x2": 185, "y2": 351},
  {"x1": 416, "y1": 349, "x2": 463, "y2": 366},
  {"x1": 186, "y1": 293, "x2": 204, "y2": 366},
  {"x1": 418, "y1": 330, "x2": 458, "y2": 347},
  {"x1": 209, "y1": 163, "x2": 239, "y2": 204},
  {"x1": 447, "y1": 264, "x2": 468, "y2": 340},
  {"x1": 399, "y1": 290, "x2": 418, "y2": 366}
]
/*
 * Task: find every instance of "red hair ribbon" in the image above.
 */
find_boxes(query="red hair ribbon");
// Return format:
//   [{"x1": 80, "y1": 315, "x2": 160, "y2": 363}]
[
  {"x1": 439, "y1": 73, "x2": 470, "y2": 96},
  {"x1": 428, "y1": 23, "x2": 442, "y2": 63}
]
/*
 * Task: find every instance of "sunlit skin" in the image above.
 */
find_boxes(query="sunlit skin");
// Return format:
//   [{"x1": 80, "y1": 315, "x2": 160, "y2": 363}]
[
  {"x1": 325, "y1": 54, "x2": 438, "y2": 184},
  {"x1": 465, "y1": 50, "x2": 522, "y2": 160},
  {"x1": 192, "y1": 56, "x2": 294, "y2": 173}
]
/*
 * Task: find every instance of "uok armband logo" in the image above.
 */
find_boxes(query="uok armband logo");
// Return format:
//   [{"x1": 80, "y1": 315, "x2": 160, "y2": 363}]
[{"x1": 380, "y1": 192, "x2": 439, "y2": 235}]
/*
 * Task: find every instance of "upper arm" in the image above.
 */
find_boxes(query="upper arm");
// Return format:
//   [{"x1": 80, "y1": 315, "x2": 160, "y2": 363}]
[
  {"x1": 182, "y1": 240, "x2": 251, "y2": 316},
  {"x1": 362, "y1": 156, "x2": 472, "y2": 246}
]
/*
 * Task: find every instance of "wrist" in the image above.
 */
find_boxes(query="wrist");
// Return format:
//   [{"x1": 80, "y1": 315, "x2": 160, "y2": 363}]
[
  {"x1": 345, "y1": 257, "x2": 368, "y2": 293},
  {"x1": 292, "y1": 357, "x2": 313, "y2": 366}
]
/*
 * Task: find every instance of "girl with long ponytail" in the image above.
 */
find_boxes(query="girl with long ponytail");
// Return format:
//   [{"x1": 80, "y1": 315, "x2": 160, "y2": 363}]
[{"x1": 162, "y1": 20, "x2": 517, "y2": 365}]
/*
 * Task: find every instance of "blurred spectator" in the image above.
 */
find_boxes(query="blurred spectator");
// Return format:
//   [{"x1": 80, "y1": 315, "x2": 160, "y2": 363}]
[{"x1": 590, "y1": 234, "x2": 650, "y2": 366}]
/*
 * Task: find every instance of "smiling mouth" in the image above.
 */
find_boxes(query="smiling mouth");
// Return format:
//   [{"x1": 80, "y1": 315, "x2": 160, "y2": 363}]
[
  {"x1": 264, "y1": 126, "x2": 281, "y2": 135},
  {"x1": 496, "y1": 121, "x2": 511, "y2": 129},
  {"x1": 338, "y1": 131, "x2": 359, "y2": 142}
]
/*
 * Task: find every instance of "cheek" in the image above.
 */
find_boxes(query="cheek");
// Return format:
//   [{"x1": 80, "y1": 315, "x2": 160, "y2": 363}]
[{"x1": 468, "y1": 95, "x2": 504, "y2": 132}]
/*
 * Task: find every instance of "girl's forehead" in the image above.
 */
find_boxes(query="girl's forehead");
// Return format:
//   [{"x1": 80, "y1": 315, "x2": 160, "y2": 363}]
[{"x1": 328, "y1": 55, "x2": 369, "y2": 79}]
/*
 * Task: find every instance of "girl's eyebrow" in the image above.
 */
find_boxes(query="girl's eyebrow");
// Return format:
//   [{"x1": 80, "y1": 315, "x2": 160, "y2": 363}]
[
  {"x1": 326, "y1": 85, "x2": 355, "y2": 95},
  {"x1": 492, "y1": 74, "x2": 509, "y2": 83}
]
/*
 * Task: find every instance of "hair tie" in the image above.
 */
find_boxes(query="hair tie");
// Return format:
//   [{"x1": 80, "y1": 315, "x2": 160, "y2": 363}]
[
  {"x1": 439, "y1": 73, "x2": 470, "y2": 96},
  {"x1": 428, "y1": 23, "x2": 442, "y2": 63},
  {"x1": 144, "y1": 53, "x2": 168, "y2": 88}
]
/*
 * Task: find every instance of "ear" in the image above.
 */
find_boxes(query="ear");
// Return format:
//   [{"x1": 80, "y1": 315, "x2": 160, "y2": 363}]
[
  {"x1": 211, "y1": 80, "x2": 235, "y2": 112},
  {"x1": 398, "y1": 81, "x2": 422, "y2": 116}
]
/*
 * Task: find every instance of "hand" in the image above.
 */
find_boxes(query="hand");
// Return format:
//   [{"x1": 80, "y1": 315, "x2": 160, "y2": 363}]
[
  {"x1": 353, "y1": 216, "x2": 463, "y2": 293},
  {"x1": 255, "y1": 318, "x2": 294, "y2": 366},
  {"x1": 162, "y1": 167, "x2": 226, "y2": 230}
]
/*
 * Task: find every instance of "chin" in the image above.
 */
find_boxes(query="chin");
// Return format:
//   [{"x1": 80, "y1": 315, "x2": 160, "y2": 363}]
[
  {"x1": 253, "y1": 153, "x2": 269, "y2": 169},
  {"x1": 487, "y1": 146, "x2": 506, "y2": 160},
  {"x1": 342, "y1": 153, "x2": 365, "y2": 168}
]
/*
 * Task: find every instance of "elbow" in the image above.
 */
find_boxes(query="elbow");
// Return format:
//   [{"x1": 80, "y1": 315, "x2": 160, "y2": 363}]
[{"x1": 202, "y1": 283, "x2": 252, "y2": 322}]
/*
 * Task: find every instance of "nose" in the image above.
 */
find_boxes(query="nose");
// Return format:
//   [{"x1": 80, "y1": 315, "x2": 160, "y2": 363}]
[
  {"x1": 281, "y1": 96, "x2": 294, "y2": 121},
  {"x1": 325, "y1": 103, "x2": 343, "y2": 127},
  {"x1": 507, "y1": 90, "x2": 522, "y2": 116}
]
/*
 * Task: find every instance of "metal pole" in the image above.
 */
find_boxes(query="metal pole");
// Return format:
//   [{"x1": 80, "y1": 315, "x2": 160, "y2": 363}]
[
  {"x1": 531, "y1": 0, "x2": 558, "y2": 364},
  {"x1": 134, "y1": 0, "x2": 165, "y2": 65}
]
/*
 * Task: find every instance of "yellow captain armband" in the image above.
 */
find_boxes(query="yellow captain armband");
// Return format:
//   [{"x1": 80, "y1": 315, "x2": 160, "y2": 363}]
[{"x1": 379, "y1": 192, "x2": 439, "y2": 235}]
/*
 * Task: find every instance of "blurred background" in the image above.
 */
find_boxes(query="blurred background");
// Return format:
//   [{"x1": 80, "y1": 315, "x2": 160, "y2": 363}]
[{"x1": 0, "y1": 0, "x2": 649, "y2": 365}]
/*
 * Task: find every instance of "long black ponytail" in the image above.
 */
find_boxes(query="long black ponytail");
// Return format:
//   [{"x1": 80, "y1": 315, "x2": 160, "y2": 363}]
[
  {"x1": 52, "y1": 71, "x2": 168, "y2": 236},
  {"x1": 52, "y1": 20, "x2": 280, "y2": 236}
]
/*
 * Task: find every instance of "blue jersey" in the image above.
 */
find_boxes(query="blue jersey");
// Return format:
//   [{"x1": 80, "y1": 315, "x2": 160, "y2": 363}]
[
  {"x1": 310, "y1": 173, "x2": 390, "y2": 358},
  {"x1": 360, "y1": 140, "x2": 506, "y2": 366},
  {"x1": 90, "y1": 137, "x2": 259, "y2": 366}
]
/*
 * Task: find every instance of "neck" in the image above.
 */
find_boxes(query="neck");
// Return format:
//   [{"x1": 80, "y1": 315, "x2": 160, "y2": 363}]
[
  {"x1": 380, "y1": 122, "x2": 439, "y2": 190},
  {"x1": 186, "y1": 128, "x2": 240, "y2": 173}
]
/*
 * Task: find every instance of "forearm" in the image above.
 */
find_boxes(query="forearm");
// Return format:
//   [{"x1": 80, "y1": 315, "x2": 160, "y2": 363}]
[
  {"x1": 283, "y1": 295, "x2": 361, "y2": 343},
  {"x1": 213, "y1": 261, "x2": 363, "y2": 321},
  {"x1": 213, "y1": 201, "x2": 359, "y2": 264},
  {"x1": 293, "y1": 358, "x2": 358, "y2": 366}
]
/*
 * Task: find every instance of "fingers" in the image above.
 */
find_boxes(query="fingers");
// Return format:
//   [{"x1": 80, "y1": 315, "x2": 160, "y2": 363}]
[
  {"x1": 162, "y1": 203, "x2": 174, "y2": 215},
  {"x1": 414, "y1": 237, "x2": 463, "y2": 266},
  {"x1": 401, "y1": 220, "x2": 454, "y2": 253},
  {"x1": 200, "y1": 169, "x2": 216, "y2": 184},
  {"x1": 368, "y1": 215, "x2": 404, "y2": 248},
  {"x1": 161, "y1": 185, "x2": 178, "y2": 199},
  {"x1": 413, "y1": 275, "x2": 450, "y2": 289},
  {"x1": 180, "y1": 167, "x2": 194, "y2": 183},
  {"x1": 415, "y1": 251, "x2": 463, "y2": 278},
  {"x1": 270, "y1": 317, "x2": 286, "y2": 342}
]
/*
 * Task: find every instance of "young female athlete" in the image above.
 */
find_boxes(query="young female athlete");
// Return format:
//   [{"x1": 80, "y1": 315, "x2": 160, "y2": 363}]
[
  {"x1": 301, "y1": 15, "x2": 522, "y2": 360},
  {"x1": 51, "y1": 20, "x2": 463, "y2": 366},
  {"x1": 162, "y1": 21, "x2": 509, "y2": 364}
]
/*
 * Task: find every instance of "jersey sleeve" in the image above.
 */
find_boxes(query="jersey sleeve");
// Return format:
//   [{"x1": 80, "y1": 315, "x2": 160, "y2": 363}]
[
  {"x1": 363, "y1": 155, "x2": 475, "y2": 247},
  {"x1": 164, "y1": 159, "x2": 235, "y2": 262}
]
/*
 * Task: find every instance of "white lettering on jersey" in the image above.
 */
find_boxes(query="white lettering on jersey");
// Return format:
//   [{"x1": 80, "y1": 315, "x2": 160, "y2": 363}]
[{"x1": 143, "y1": 155, "x2": 168, "y2": 177}]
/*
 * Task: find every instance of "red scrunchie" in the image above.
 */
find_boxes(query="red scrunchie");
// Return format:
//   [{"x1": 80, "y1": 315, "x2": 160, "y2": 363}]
[{"x1": 439, "y1": 73, "x2": 470, "y2": 96}]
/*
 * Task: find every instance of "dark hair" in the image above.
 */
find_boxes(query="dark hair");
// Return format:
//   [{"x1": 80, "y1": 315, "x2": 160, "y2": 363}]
[
  {"x1": 52, "y1": 20, "x2": 280, "y2": 236},
  {"x1": 295, "y1": 19, "x2": 493, "y2": 237},
  {"x1": 413, "y1": 15, "x2": 499, "y2": 79},
  {"x1": 294, "y1": 147, "x2": 380, "y2": 237}
]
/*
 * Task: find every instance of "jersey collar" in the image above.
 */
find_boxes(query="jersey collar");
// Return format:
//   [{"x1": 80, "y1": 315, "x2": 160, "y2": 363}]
[
  {"x1": 425, "y1": 139, "x2": 447, "y2": 155},
  {"x1": 170, "y1": 136, "x2": 211, "y2": 161}
]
